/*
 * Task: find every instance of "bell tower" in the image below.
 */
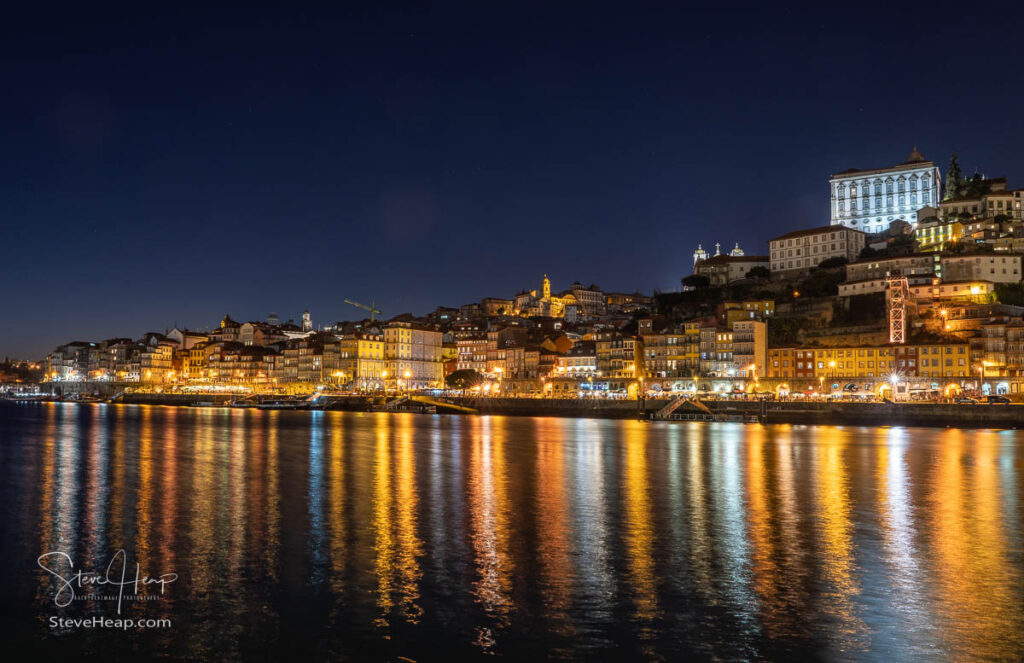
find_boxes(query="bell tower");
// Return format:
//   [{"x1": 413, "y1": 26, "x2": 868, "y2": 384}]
[
  {"x1": 693, "y1": 244, "x2": 709, "y2": 266},
  {"x1": 542, "y1": 274, "x2": 551, "y2": 299}
]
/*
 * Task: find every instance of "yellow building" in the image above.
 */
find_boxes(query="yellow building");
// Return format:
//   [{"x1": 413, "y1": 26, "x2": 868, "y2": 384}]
[
  {"x1": 642, "y1": 322, "x2": 700, "y2": 379},
  {"x1": 384, "y1": 322, "x2": 444, "y2": 389},
  {"x1": 180, "y1": 344, "x2": 209, "y2": 383},
  {"x1": 513, "y1": 275, "x2": 579, "y2": 319},
  {"x1": 596, "y1": 335, "x2": 641, "y2": 378},
  {"x1": 915, "y1": 219, "x2": 964, "y2": 252},
  {"x1": 324, "y1": 334, "x2": 386, "y2": 389},
  {"x1": 810, "y1": 343, "x2": 969, "y2": 380},
  {"x1": 812, "y1": 347, "x2": 894, "y2": 380},
  {"x1": 140, "y1": 340, "x2": 176, "y2": 384},
  {"x1": 720, "y1": 300, "x2": 774, "y2": 325},
  {"x1": 769, "y1": 343, "x2": 970, "y2": 390},
  {"x1": 767, "y1": 348, "x2": 796, "y2": 378}
]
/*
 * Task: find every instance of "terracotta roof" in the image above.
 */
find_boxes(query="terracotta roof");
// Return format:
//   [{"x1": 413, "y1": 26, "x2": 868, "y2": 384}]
[
  {"x1": 830, "y1": 161, "x2": 936, "y2": 179},
  {"x1": 771, "y1": 225, "x2": 865, "y2": 242},
  {"x1": 697, "y1": 254, "x2": 769, "y2": 265},
  {"x1": 846, "y1": 254, "x2": 934, "y2": 267}
]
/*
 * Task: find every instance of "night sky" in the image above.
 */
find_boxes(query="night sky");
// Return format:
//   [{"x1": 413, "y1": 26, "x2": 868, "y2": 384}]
[{"x1": 3, "y1": 5, "x2": 1023, "y2": 358}]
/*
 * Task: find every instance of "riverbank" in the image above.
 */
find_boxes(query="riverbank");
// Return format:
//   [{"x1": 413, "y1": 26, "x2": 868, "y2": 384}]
[{"x1": 102, "y1": 393, "x2": 1024, "y2": 429}]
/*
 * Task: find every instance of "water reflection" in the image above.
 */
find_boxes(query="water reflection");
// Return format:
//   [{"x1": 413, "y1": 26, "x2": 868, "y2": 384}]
[
  {"x1": 622, "y1": 422, "x2": 658, "y2": 624},
  {"x1": 467, "y1": 416, "x2": 513, "y2": 652},
  {"x1": 5, "y1": 404, "x2": 1024, "y2": 660},
  {"x1": 813, "y1": 428, "x2": 867, "y2": 653}
]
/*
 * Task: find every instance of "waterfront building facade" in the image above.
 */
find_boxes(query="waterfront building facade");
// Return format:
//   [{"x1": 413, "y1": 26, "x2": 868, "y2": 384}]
[
  {"x1": 731, "y1": 320, "x2": 766, "y2": 379},
  {"x1": 384, "y1": 322, "x2": 444, "y2": 389},
  {"x1": 641, "y1": 323, "x2": 700, "y2": 379}
]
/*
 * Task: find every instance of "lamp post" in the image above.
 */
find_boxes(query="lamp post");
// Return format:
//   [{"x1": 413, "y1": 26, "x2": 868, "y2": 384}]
[
  {"x1": 381, "y1": 370, "x2": 388, "y2": 395},
  {"x1": 403, "y1": 370, "x2": 411, "y2": 394}
]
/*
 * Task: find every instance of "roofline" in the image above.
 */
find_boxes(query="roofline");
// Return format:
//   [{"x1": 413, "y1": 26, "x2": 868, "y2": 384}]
[{"x1": 830, "y1": 161, "x2": 938, "y2": 179}]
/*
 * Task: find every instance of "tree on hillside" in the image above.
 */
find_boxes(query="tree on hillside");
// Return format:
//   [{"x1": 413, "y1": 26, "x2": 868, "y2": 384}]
[
  {"x1": 963, "y1": 172, "x2": 992, "y2": 199},
  {"x1": 745, "y1": 266, "x2": 771, "y2": 280},
  {"x1": 816, "y1": 257, "x2": 848, "y2": 270},
  {"x1": 445, "y1": 369, "x2": 485, "y2": 390},
  {"x1": 995, "y1": 283, "x2": 1024, "y2": 307},
  {"x1": 682, "y1": 274, "x2": 710, "y2": 289},
  {"x1": 859, "y1": 245, "x2": 881, "y2": 260},
  {"x1": 944, "y1": 154, "x2": 963, "y2": 200},
  {"x1": 797, "y1": 270, "x2": 844, "y2": 297}
]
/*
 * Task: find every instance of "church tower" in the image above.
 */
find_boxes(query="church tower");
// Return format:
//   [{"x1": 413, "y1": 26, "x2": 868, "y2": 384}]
[
  {"x1": 302, "y1": 309, "x2": 312, "y2": 332},
  {"x1": 542, "y1": 274, "x2": 551, "y2": 299},
  {"x1": 693, "y1": 244, "x2": 709, "y2": 266}
]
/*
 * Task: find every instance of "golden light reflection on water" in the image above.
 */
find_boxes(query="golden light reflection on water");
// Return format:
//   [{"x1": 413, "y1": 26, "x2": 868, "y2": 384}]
[
  {"x1": 813, "y1": 427, "x2": 867, "y2": 651},
  {"x1": 534, "y1": 417, "x2": 573, "y2": 636},
  {"x1": 623, "y1": 421, "x2": 658, "y2": 623},
  {"x1": 35, "y1": 404, "x2": 57, "y2": 605},
  {"x1": 467, "y1": 416, "x2": 514, "y2": 652},
  {"x1": 746, "y1": 424, "x2": 788, "y2": 637},
  {"x1": 110, "y1": 405, "x2": 127, "y2": 551},
  {"x1": 394, "y1": 414, "x2": 423, "y2": 621},
  {"x1": 265, "y1": 411, "x2": 280, "y2": 580},
  {"x1": 136, "y1": 406, "x2": 153, "y2": 584},
  {"x1": 327, "y1": 412, "x2": 347, "y2": 593},
  {"x1": 189, "y1": 407, "x2": 216, "y2": 637},
  {"x1": 686, "y1": 422, "x2": 713, "y2": 602},
  {"x1": 372, "y1": 414, "x2": 395, "y2": 628},
  {"x1": 16, "y1": 408, "x2": 1024, "y2": 660},
  {"x1": 928, "y1": 429, "x2": 1024, "y2": 658}
]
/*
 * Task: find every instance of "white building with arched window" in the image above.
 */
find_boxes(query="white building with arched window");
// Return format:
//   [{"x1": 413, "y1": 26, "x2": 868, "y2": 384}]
[{"x1": 829, "y1": 147, "x2": 941, "y2": 234}]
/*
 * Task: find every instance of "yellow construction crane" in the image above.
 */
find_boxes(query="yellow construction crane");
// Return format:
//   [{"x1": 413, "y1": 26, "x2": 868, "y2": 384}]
[{"x1": 344, "y1": 298, "x2": 382, "y2": 322}]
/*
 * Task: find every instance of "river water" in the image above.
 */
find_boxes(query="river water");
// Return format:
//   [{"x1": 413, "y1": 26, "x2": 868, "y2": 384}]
[{"x1": 1, "y1": 402, "x2": 1022, "y2": 661}]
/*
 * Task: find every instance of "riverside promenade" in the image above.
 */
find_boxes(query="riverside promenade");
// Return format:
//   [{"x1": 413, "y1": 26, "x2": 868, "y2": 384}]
[{"x1": 102, "y1": 392, "x2": 1024, "y2": 429}]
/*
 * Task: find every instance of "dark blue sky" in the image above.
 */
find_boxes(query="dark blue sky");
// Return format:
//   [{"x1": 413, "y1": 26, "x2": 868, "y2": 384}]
[{"x1": 3, "y1": 4, "x2": 1023, "y2": 358}]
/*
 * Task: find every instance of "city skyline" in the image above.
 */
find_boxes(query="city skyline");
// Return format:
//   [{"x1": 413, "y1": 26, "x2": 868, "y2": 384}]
[{"x1": 4, "y1": 5, "x2": 1024, "y2": 358}]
